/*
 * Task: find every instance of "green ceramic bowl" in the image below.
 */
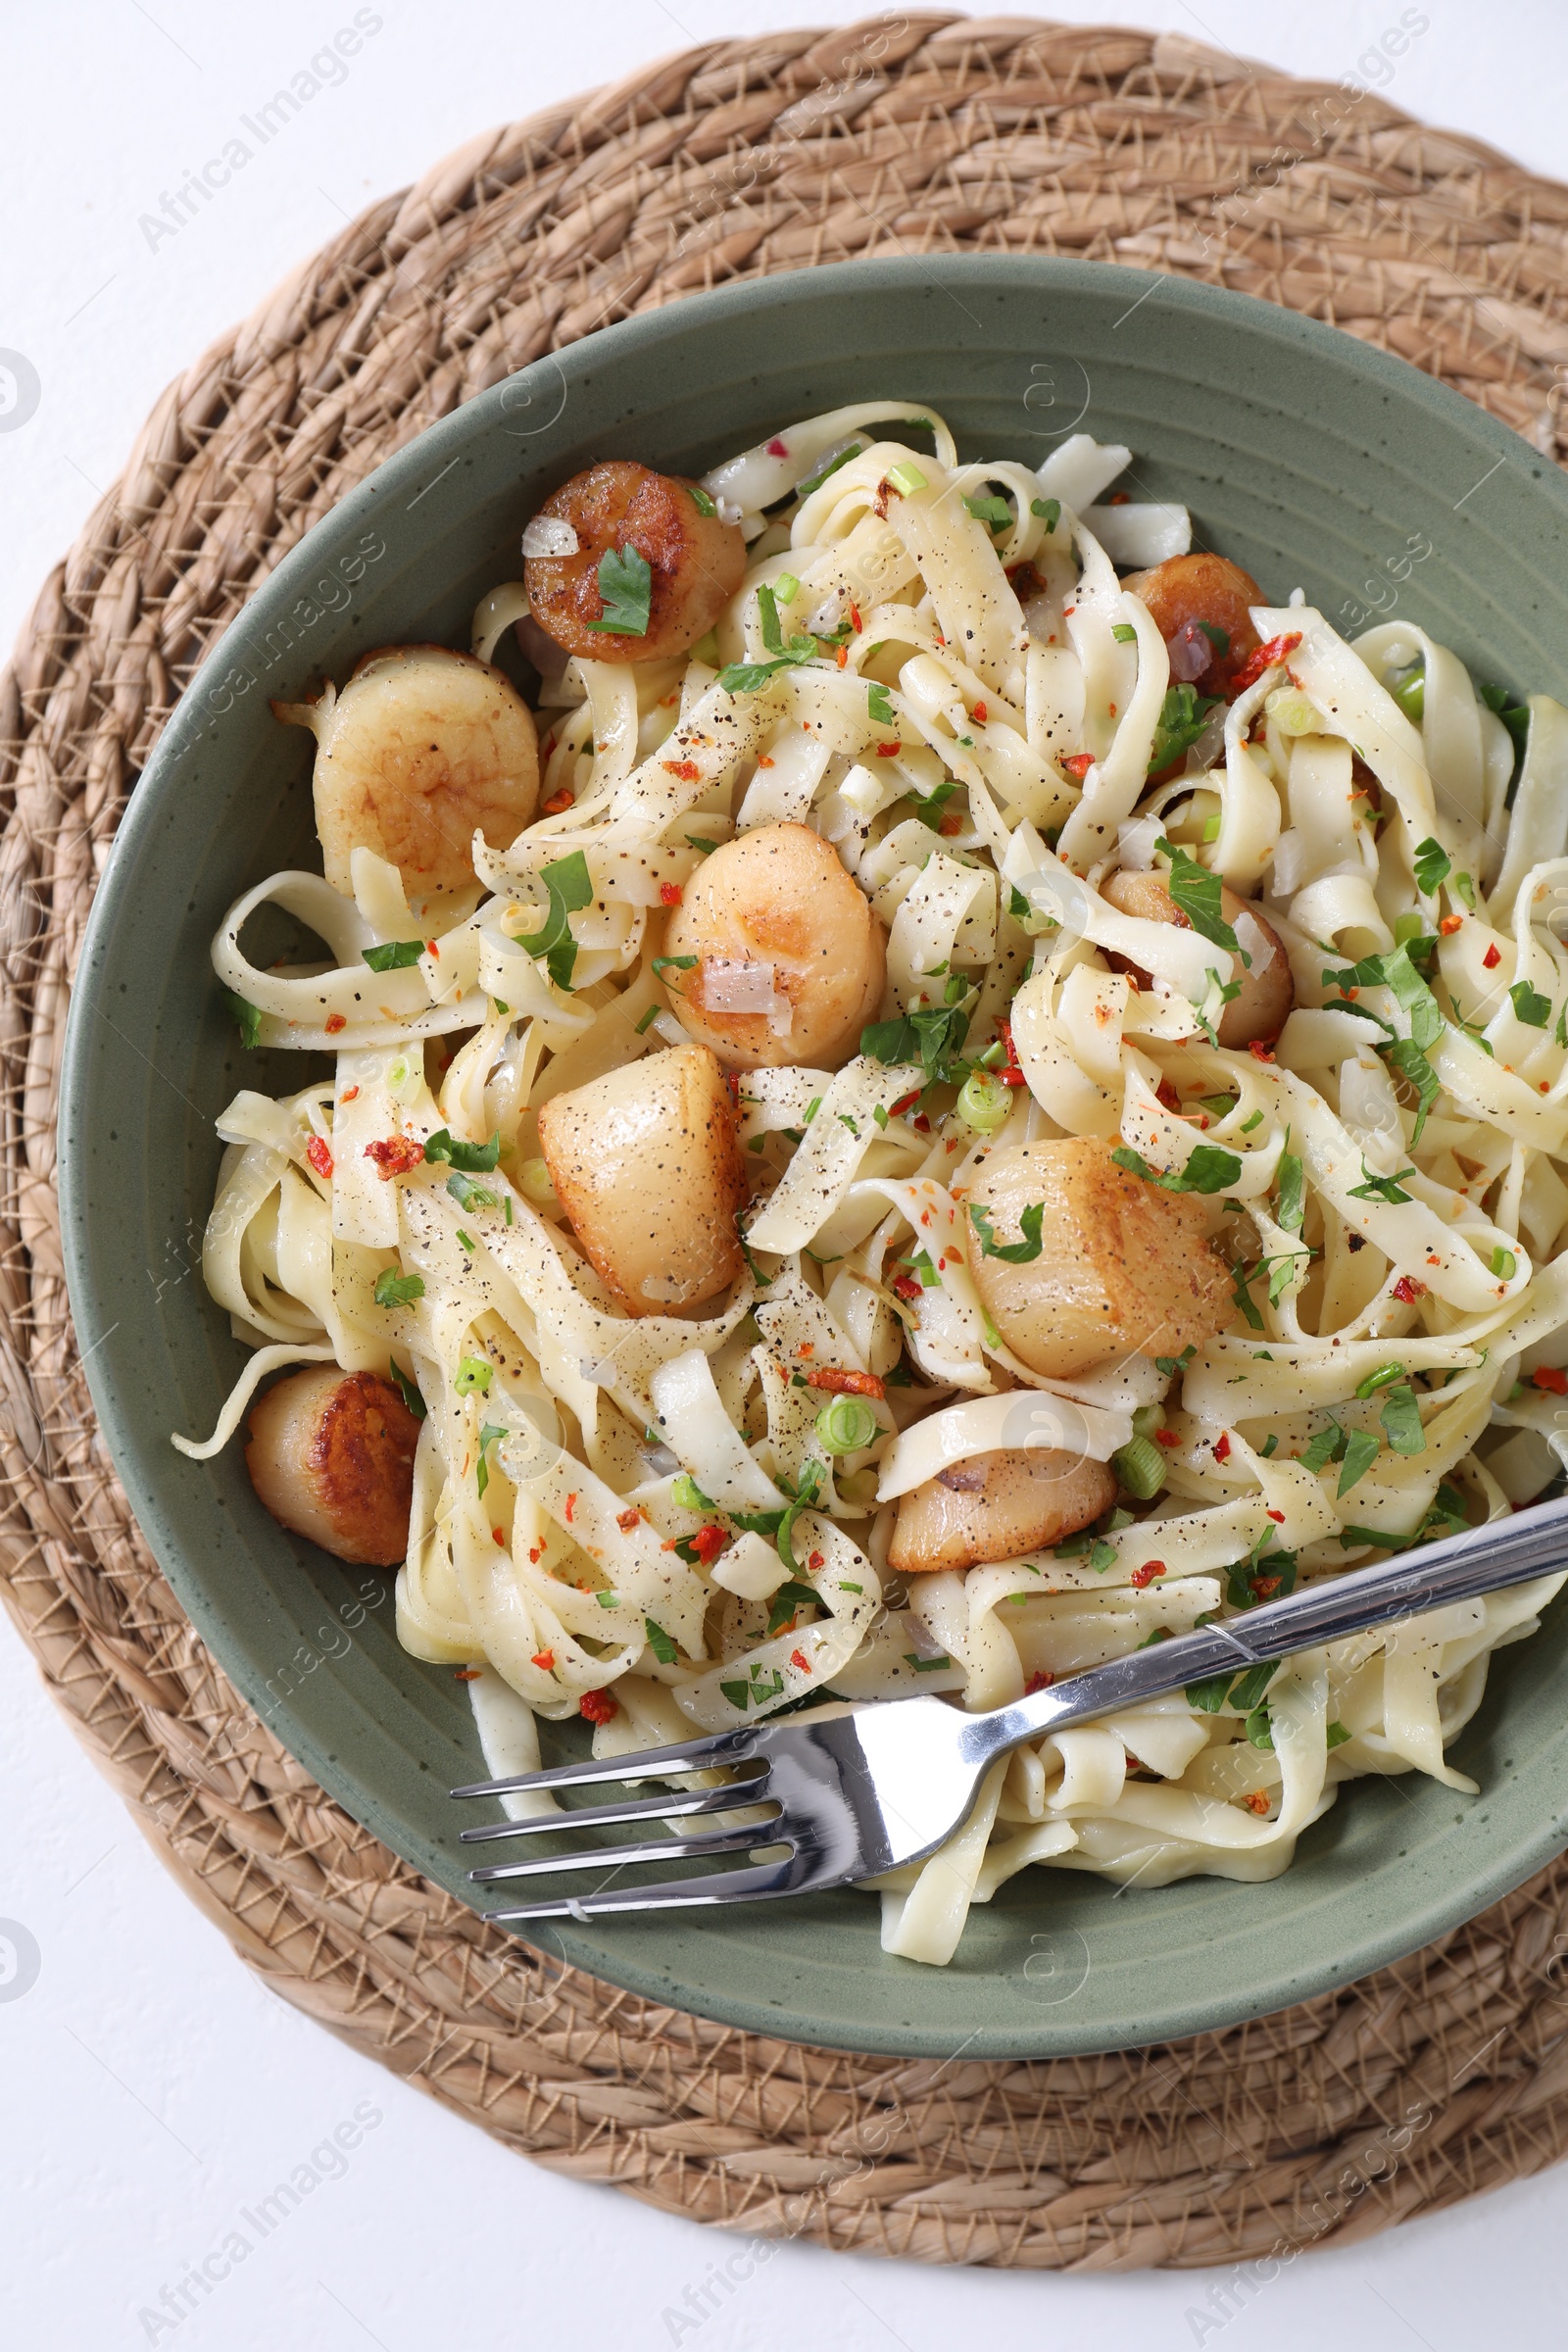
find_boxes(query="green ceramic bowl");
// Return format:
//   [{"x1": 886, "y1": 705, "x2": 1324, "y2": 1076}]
[{"x1": 61, "y1": 258, "x2": 1568, "y2": 2058}]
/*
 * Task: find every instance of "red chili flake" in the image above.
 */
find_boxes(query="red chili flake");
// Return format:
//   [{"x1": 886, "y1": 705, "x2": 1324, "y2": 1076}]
[
  {"x1": 662, "y1": 761, "x2": 701, "y2": 787},
  {"x1": 1251, "y1": 1575, "x2": 1282, "y2": 1600},
  {"x1": 791, "y1": 1649, "x2": 811, "y2": 1674},
  {"x1": 1543, "y1": 1082, "x2": 1553, "y2": 1095},
  {"x1": 1243, "y1": 1790, "x2": 1271, "y2": 1816},
  {"x1": 1155, "y1": 1077, "x2": 1182, "y2": 1114},
  {"x1": 541, "y1": 788, "x2": 575, "y2": 814},
  {"x1": 850, "y1": 602, "x2": 862, "y2": 632},
  {"x1": 690, "y1": 1524, "x2": 728, "y2": 1564},
  {"x1": 528, "y1": 1545, "x2": 543, "y2": 1565},
  {"x1": 893, "y1": 1274, "x2": 923, "y2": 1302},
  {"x1": 616, "y1": 1507, "x2": 641, "y2": 1532},
  {"x1": 579, "y1": 1689, "x2": 619, "y2": 1724},
  {"x1": 756, "y1": 754, "x2": 775, "y2": 768},
  {"x1": 807, "y1": 1367, "x2": 886, "y2": 1399},
  {"x1": 660, "y1": 882, "x2": 684, "y2": 907},
  {"x1": 1062, "y1": 753, "x2": 1095, "y2": 779},
  {"x1": 1109, "y1": 491, "x2": 1131, "y2": 506},
  {"x1": 1107, "y1": 704, "x2": 1117, "y2": 718},
  {"x1": 913, "y1": 1113, "x2": 932, "y2": 1132},
  {"x1": 939, "y1": 811, "x2": 964, "y2": 836},
  {"x1": 454, "y1": 1668, "x2": 481, "y2": 1682},
  {"x1": 808, "y1": 1551, "x2": 824, "y2": 1572},
  {"x1": 1532, "y1": 1365, "x2": 1568, "y2": 1396},
  {"x1": 324, "y1": 1012, "x2": 347, "y2": 1035},
  {"x1": 1439, "y1": 913, "x2": 1463, "y2": 936},
  {"x1": 531, "y1": 1649, "x2": 556, "y2": 1672},
  {"x1": 973, "y1": 701, "x2": 988, "y2": 723},
  {"x1": 564, "y1": 1493, "x2": 577, "y2": 1523},
  {"x1": 492, "y1": 1528, "x2": 506, "y2": 1547},
  {"x1": 1392, "y1": 1276, "x2": 1426, "y2": 1304},
  {"x1": 340, "y1": 1086, "x2": 360, "y2": 1103},
  {"x1": 798, "y1": 1342, "x2": 814, "y2": 1357},
  {"x1": 1155, "y1": 1429, "x2": 1182, "y2": 1449},
  {"x1": 1213, "y1": 1432, "x2": 1232, "y2": 1463},
  {"x1": 1228, "y1": 631, "x2": 1302, "y2": 700},
  {"x1": 1249, "y1": 1040, "x2": 1276, "y2": 1062},
  {"x1": 875, "y1": 740, "x2": 903, "y2": 758},
  {"x1": 890, "y1": 1089, "x2": 921, "y2": 1117},
  {"x1": 1024, "y1": 1670, "x2": 1054, "y2": 1694},
  {"x1": 1266, "y1": 1508, "x2": 1286, "y2": 1524},
  {"x1": 306, "y1": 1135, "x2": 334, "y2": 1179},
  {"x1": 426, "y1": 941, "x2": 440, "y2": 957},
  {"x1": 1129, "y1": 1561, "x2": 1166, "y2": 1588},
  {"x1": 765, "y1": 436, "x2": 789, "y2": 458},
  {"x1": 1483, "y1": 943, "x2": 1501, "y2": 969}
]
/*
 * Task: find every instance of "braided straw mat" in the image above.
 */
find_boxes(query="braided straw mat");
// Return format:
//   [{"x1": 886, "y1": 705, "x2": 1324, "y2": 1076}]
[{"x1": 9, "y1": 11, "x2": 1568, "y2": 2275}]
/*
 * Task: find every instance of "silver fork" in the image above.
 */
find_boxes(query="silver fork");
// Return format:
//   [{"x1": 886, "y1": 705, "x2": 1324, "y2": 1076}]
[{"x1": 452, "y1": 1494, "x2": 1568, "y2": 1922}]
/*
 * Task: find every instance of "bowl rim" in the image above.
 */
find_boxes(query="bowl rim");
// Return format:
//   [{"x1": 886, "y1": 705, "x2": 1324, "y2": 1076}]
[{"x1": 58, "y1": 252, "x2": 1568, "y2": 2058}]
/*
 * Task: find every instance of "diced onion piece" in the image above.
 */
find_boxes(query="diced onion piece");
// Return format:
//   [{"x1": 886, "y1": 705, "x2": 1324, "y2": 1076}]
[{"x1": 522, "y1": 514, "x2": 580, "y2": 559}]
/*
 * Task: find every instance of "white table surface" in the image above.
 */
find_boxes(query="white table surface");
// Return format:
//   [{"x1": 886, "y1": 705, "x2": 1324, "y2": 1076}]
[{"x1": 5, "y1": 5, "x2": 1568, "y2": 2345}]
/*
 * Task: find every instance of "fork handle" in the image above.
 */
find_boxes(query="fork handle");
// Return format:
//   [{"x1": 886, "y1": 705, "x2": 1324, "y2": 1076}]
[{"x1": 961, "y1": 1491, "x2": 1568, "y2": 1765}]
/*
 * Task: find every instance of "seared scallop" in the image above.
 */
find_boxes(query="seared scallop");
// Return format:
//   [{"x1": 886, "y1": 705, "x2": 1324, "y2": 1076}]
[
  {"x1": 537, "y1": 1043, "x2": 746, "y2": 1314},
  {"x1": 889, "y1": 1448, "x2": 1117, "y2": 1577},
  {"x1": 274, "y1": 645, "x2": 538, "y2": 900},
  {"x1": 1102, "y1": 868, "x2": 1293, "y2": 1048},
  {"x1": 524, "y1": 461, "x2": 746, "y2": 663},
  {"x1": 663, "y1": 822, "x2": 886, "y2": 1069},
  {"x1": 246, "y1": 1366, "x2": 421, "y2": 1567},
  {"x1": 965, "y1": 1137, "x2": 1233, "y2": 1379},
  {"x1": 1121, "y1": 552, "x2": 1263, "y2": 696}
]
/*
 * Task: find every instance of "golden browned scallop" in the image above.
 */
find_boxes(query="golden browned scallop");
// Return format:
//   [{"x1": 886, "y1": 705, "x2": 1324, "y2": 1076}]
[
  {"x1": 246, "y1": 1366, "x2": 421, "y2": 1567},
  {"x1": 1120, "y1": 552, "x2": 1263, "y2": 695},
  {"x1": 965, "y1": 1137, "x2": 1233, "y2": 1379},
  {"x1": 889, "y1": 1448, "x2": 1117, "y2": 1578},
  {"x1": 538, "y1": 1043, "x2": 746, "y2": 1315},
  {"x1": 524, "y1": 461, "x2": 746, "y2": 663},
  {"x1": 1102, "y1": 868, "x2": 1294, "y2": 1048},
  {"x1": 663, "y1": 822, "x2": 886, "y2": 1069},
  {"x1": 274, "y1": 645, "x2": 538, "y2": 900}
]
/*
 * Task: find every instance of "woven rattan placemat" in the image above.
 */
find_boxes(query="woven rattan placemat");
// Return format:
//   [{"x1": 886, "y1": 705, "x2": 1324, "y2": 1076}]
[{"x1": 8, "y1": 13, "x2": 1568, "y2": 2272}]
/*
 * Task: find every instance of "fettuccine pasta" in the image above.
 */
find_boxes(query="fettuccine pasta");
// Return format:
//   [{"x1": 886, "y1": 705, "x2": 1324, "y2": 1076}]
[{"x1": 178, "y1": 405, "x2": 1568, "y2": 1966}]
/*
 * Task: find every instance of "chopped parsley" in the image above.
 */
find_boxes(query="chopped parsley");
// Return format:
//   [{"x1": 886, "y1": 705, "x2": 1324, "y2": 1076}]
[
  {"x1": 1347, "y1": 1162, "x2": 1415, "y2": 1203},
  {"x1": 963, "y1": 492, "x2": 1012, "y2": 531},
  {"x1": 644, "y1": 1617, "x2": 679, "y2": 1666},
  {"x1": 424, "y1": 1128, "x2": 500, "y2": 1172},
  {"x1": 223, "y1": 990, "x2": 263, "y2": 1050},
  {"x1": 1412, "y1": 836, "x2": 1451, "y2": 896},
  {"x1": 1155, "y1": 836, "x2": 1238, "y2": 951},
  {"x1": 373, "y1": 1268, "x2": 424, "y2": 1308},
  {"x1": 474, "y1": 1421, "x2": 505, "y2": 1499},
  {"x1": 968, "y1": 1200, "x2": 1045, "y2": 1262},
  {"x1": 1149, "y1": 687, "x2": 1221, "y2": 777},
  {"x1": 1112, "y1": 1142, "x2": 1243, "y2": 1195},
  {"x1": 387, "y1": 1359, "x2": 425, "y2": 1420},
  {"x1": 588, "y1": 544, "x2": 654, "y2": 636},
  {"x1": 362, "y1": 939, "x2": 425, "y2": 972},
  {"x1": 513, "y1": 851, "x2": 595, "y2": 991}
]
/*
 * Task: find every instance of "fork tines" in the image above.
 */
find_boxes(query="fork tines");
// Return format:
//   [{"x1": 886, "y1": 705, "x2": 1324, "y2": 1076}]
[
  {"x1": 451, "y1": 1725, "x2": 784, "y2": 1920},
  {"x1": 448, "y1": 1724, "x2": 756, "y2": 1801}
]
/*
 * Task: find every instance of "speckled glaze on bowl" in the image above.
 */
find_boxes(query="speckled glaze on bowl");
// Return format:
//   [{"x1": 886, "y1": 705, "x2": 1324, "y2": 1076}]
[{"x1": 60, "y1": 258, "x2": 1568, "y2": 2058}]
